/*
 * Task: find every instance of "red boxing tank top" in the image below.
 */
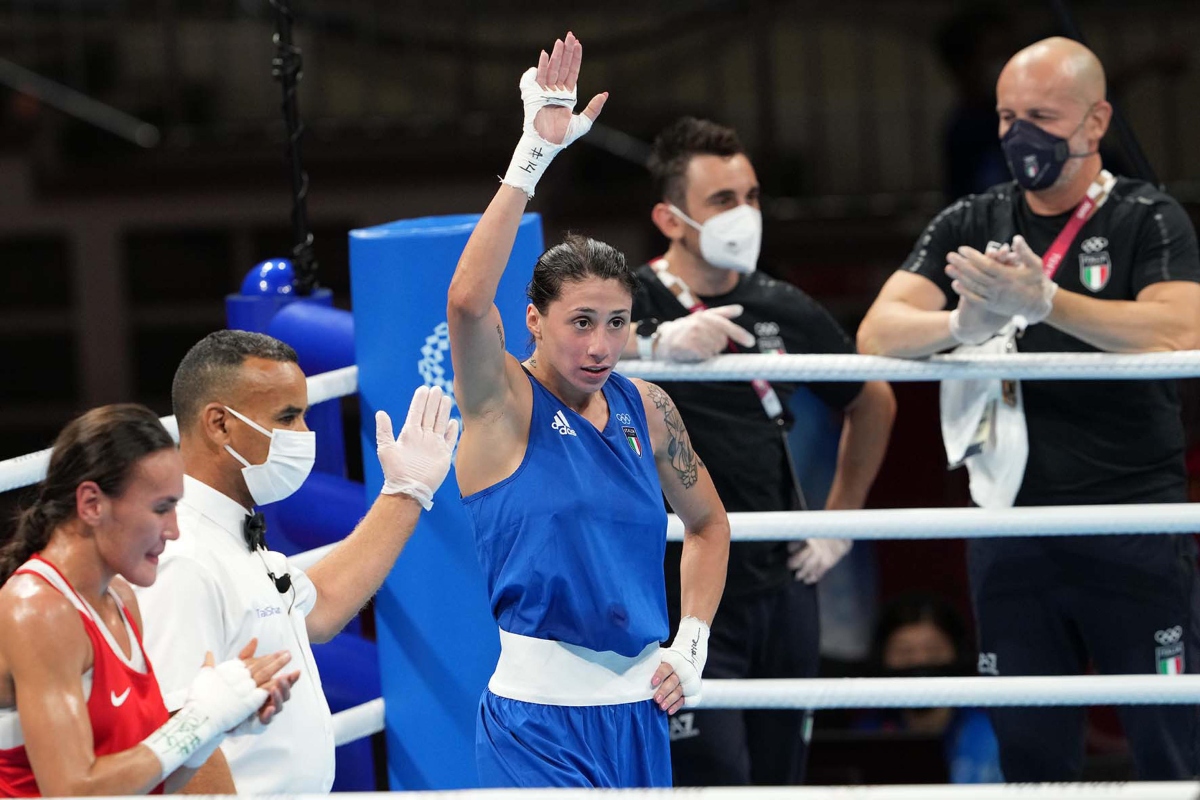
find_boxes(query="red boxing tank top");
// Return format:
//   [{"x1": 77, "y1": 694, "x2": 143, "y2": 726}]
[{"x1": 0, "y1": 556, "x2": 169, "y2": 797}]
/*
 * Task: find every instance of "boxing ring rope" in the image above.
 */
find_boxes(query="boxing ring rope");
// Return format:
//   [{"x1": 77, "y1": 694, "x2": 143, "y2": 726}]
[{"x1": 5, "y1": 353, "x2": 1200, "y2": 494}]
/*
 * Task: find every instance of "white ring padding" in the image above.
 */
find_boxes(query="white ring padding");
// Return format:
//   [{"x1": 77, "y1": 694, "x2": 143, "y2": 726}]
[
  {"x1": 620, "y1": 351, "x2": 1200, "y2": 382},
  {"x1": 306, "y1": 365, "x2": 359, "y2": 406},
  {"x1": 663, "y1": 504, "x2": 1200, "y2": 541},
  {"x1": 331, "y1": 697, "x2": 384, "y2": 747},
  {"x1": 698, "y1": 675, "x2": 1200, "y2": 709},
  {"x1": 231, "y1": 784, "x2": 1200, "y2": 799},
  {"x1": 0, "y1": 366, "x2": 360, "y2": 494}
]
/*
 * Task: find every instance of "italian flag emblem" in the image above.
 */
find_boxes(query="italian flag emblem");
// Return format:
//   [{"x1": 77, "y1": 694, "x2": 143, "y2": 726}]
[
  {"x1": 622, "y1": 425, "x2": 642, "y2": 457},
  {"x1": 1158, "y1": 654, "x2": 1184, "y2": 675},
  {"x1": 1081, "y1": 263, "x2": 1109, "y2": 292}
]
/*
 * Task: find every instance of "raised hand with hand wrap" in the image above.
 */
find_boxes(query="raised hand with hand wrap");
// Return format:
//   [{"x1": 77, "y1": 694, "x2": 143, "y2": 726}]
[
  {"x1": 377, "y1": 385, "x2": 460, "y2": 510},
  {"x1": 654, "y1": 305, "x2": 756, "y2": 362},
  {"x1": 501, "y1": 32, "x2": 608, "y2": 198}
]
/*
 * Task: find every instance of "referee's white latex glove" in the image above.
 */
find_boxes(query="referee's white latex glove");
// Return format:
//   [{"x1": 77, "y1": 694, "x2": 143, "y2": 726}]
[
  {"x1": 501, "y1": 32, "x2": 608, "y2": 198},
  {"x1": 142, "y1": 653, "x2": 274, "y2": 777},
  {"x1": 788, "y1": 538, "x2": 852, "y2": 584},
  {"x1": 655, "y1": 616, "x2": 710, "y2": 712},
  {"x1": 377, "y1": 385, "x2": 460, "y2": 511},
  {"x1": 654, "y1": 305, "x2": 756, "y2": 362}
]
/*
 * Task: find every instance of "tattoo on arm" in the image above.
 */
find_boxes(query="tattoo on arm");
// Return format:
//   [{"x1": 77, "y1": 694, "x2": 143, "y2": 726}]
[
  {"x1": 497, "y1": 324, "x2": 505, "y2": 352},
  {"x1": 647, "y1": 384, "x2": 700, "y2": 489}
]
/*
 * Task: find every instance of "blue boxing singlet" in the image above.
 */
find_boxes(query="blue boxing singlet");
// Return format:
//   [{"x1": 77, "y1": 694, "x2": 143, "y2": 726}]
[{"x1": 463, "y1": 369, "x2": 669, "y2": 658}]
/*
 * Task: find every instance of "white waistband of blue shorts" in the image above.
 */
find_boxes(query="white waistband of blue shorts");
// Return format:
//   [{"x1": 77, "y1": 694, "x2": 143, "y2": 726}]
[{"x1": 488, "y1": 629, "x2": 661, "y2": 707}]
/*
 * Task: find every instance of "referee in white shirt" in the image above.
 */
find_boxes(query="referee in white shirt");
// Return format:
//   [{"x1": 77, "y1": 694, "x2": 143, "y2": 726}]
[{"x1": 136, "y1": 330, "x2": 458, "y2": 793}]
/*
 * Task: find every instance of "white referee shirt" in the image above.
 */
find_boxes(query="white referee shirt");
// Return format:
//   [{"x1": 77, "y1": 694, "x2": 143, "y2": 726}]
[{"x1": 135, "y1": 475, "x2": 336, "y2": 793}]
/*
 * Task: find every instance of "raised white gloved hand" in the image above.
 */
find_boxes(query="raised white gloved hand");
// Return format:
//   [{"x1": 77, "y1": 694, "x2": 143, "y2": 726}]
[
  {"x1": 377, "y1": 385, "x2": 460, "y2": 511},
  {"x1": 947, "y1": 236, "x2": 1057, "y2": 324},
  {"x1": 657, "y1": 616, "x2": 710, "y2": 709},
  {"x1": 501, "y1": 32, "x2": 608, "y2": 198},
  {"x1": 788, "y1": 538, "x2": 852, "y2": 584},
  {"x1": 653, "y1": 305, "x2": 756, "y2": 362},
  {"x1": 142, "y1": 655, "x2": 270, "y2": 777}
]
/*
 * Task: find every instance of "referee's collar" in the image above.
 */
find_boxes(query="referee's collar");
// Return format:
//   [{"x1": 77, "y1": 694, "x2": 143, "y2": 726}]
[{"x1": 181, "y1": 474, "x2": 253, "y2": 546}]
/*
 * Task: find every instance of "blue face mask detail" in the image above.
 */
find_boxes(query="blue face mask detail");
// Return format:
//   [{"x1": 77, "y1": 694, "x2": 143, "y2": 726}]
[
  {"x1": 999, "y1": 107, "x2": 1096, "y2": 191},
  {"x1": 1000, "y1": 119, "x2": 1073, "y2": 190}
]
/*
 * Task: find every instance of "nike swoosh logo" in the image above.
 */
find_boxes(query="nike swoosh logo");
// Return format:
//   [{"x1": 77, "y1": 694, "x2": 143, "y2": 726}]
[{"x1": 110, "y1": 687, "x2": 131, "y2": 707}]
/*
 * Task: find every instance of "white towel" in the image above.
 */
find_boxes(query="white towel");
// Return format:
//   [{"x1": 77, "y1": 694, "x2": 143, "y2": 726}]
[{"x1": 939, "y1": 326, "x2": 1028, "y2": 508}]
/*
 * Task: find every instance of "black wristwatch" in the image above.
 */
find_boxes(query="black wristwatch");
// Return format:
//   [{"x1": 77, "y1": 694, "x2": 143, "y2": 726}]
[{"x1": 636, "y1": 318, "x2": 661, "y2": 360}]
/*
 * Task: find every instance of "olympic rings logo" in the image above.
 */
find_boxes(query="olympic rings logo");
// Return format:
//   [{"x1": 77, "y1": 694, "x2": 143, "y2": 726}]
[
  {"x1": 1154, "y1": 626, "x2": 1183, "y2": 645},
  {"x1": 1080, "y1": 236, "x2": 1109, "y2": 254}
]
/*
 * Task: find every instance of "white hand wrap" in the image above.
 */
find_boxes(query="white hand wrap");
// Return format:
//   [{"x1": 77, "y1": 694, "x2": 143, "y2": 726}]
[
  {"x1": 377, "y1": 386, "x2": 460, "y2": 511},
  {"x1": 659, "y1": 616, "x2": 710, "y2": 708},
  {"x1": 501, "y1": 68, "x2": 595, "y2": 198},
  {"x1": 142, "y1": 660, "x2": 268, "y2": 778}
]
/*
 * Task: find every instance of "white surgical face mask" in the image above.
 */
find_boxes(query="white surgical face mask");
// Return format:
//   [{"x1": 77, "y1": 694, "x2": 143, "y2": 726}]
[
  {"x1": 669, "y1": 203, "x2": 762, "y2": 274},
  {"x1": 223, "y1": 406, "x2": 315, "y2": 506}
]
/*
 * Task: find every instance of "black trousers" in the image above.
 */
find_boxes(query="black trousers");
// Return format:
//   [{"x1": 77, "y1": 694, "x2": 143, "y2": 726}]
[
  {"x1": 969, "y1": 534, "x2": 1200, "y2": 781},
  {"x1": 667, "y1": 579, "x2": 819, "y2": 786}
]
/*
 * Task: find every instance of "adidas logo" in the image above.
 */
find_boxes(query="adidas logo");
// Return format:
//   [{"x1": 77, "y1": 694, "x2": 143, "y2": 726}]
[{"x1": 551, "y1": 410, "x2": 577, "y2": 436}]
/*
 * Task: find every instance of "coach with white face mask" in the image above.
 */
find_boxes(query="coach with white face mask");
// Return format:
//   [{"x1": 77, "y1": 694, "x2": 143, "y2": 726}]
[
  {"x1": 623, "y1": 117, "x2": 896, "y2": 787},
  {"x1": 136, "y1": 330, "x2": 457, "y2": 793}
]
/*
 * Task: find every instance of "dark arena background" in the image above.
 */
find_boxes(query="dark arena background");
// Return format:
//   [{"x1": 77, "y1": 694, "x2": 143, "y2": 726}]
[{"x1": 2, "y1": 0, "x2": 1200, "y2": 795}]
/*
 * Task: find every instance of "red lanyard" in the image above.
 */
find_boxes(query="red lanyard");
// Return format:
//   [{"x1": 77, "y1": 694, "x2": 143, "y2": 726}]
[
  {"x1": 649, "y1": 258, "x2": 784, "y2": 420},
  {"x1": 1040, "y1": 170, "x2": 1116, "y2": 278}
]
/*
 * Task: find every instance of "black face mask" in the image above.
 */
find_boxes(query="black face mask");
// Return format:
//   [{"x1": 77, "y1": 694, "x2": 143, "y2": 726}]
[{"x1": 1000, "y1": 109, "x2": 1095, "y2": 191}]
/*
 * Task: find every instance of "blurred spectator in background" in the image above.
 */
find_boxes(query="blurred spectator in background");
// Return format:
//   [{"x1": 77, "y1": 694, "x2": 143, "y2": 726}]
[{"x1": 858, "y1": 593, "x2": 1003, "y2": 784}]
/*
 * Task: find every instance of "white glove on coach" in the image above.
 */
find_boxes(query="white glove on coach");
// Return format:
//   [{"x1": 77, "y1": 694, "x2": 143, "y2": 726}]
[
  {"x1": 653, "y1": 305, "x2": 756, "y2": 362},
  {"x1": 788, "y1": 538, "x2": 852, "y2": 585}
]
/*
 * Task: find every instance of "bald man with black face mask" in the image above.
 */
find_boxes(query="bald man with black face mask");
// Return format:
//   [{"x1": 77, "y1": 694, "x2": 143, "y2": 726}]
[{"x1": 859, "y1": 37, "x2": 1200, "y2": 782}]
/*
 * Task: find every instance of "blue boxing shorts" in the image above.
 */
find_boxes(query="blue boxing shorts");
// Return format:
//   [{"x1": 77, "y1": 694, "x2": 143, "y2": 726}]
[{"x1": 476, "y1": 691, "x2": 671, "y2": 788}]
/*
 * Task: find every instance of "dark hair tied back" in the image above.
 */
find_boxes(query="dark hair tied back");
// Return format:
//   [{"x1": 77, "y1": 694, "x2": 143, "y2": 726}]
[{"x1": 0, "y1": 404, "x2": 174, "y2": 585}]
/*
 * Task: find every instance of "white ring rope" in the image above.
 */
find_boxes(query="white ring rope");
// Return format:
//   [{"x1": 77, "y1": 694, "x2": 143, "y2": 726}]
[
  {"x1": 331, "y1": 697, "x2": 384, "y2": 747},
  {"x1": 620, "y1": 351, "x2": 1200, "y2": 382},
  {"x1": 698, "y1": 675, "x2": 1200, "y2": 709},
  {"x1": 325, "y1": 675, "x2": 1200, "y2": 752},
  {"x1": 664, "y1": 504, "x2": 1200, "y2": 541},
  {"x1": 6, "y1": 351, "x2": 1200, "y2": 493},
  {"x1": 0, "y1": 367, "x2": 358, "y2": 494},
  {"x1": 251, "y1": 784, "x2": 1200, "y2": 799}
]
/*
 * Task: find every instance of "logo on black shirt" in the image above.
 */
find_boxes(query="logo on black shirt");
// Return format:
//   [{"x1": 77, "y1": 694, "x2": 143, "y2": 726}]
[{"x1": 1079, "y1": 237, "x2": 1111, "y2": 292}]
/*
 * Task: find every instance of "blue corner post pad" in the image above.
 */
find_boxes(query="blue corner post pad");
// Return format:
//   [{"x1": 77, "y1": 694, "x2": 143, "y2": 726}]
[{"x1": 350, "y1": 212, "x2": 544, "y2": 789}]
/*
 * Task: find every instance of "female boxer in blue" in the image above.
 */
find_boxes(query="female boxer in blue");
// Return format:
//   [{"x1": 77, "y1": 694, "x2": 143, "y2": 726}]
[{"x1": 447, "y1": 32, "x2": 731, "y2": 789}]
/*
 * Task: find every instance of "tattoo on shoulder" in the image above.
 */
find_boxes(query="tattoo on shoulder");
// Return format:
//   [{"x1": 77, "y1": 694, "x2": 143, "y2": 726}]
[
  {"x1": 529, "y1": 355, "x2": 537, "y2": 368},
  {"x1": 497, "y1": 324, "x2": 505, "y2": 352},
  {"x1": 647, "y1": 384, "x2": 700, "y2": 489}
]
